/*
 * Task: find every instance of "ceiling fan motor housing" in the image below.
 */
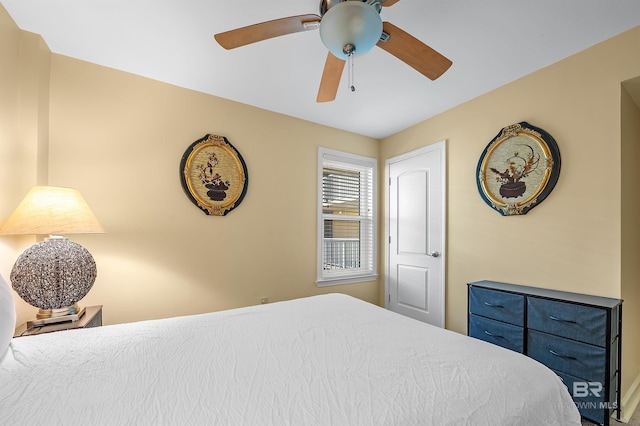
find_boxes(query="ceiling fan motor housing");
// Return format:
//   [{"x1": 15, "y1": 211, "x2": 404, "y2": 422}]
[
  {"x1": 320, "y1": 0, "x2": 382, "y2": 16},
  {"x1": 319, "y1": 0, "x2": 383, "y2": 59}
]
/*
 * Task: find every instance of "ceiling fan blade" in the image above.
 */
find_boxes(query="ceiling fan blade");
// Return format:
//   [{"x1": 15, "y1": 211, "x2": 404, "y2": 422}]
[
  {"x1": 317, "y1": 53, "x2": 346, "y2": 103},
  {"x1": 381, "y1": 0, "x2": 401, "y2": 6},
  {"x1": 215, "y1": 14, "x2": 321, "y2": 49},
  {"x1": 376, "y1": 22, "x2": 452, "y2": 80}
]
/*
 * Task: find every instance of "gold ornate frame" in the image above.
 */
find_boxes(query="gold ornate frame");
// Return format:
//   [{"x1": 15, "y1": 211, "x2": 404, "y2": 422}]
[
  {"x1": 180, "y1": 134, "x2": 248, "y2": 216},
  {"x1": 476, "y1": 122, "x2": 561, "y2": 216}
]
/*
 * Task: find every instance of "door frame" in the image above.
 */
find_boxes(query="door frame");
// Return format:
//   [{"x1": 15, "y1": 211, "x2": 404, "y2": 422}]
[{"x1": 384, "y1": 141, "x2": 447, "y2": 326}]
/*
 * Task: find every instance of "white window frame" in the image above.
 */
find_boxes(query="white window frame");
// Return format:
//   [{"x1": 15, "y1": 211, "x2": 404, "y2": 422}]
[{"x1": 317, "y1": 147, "x2": 378, "y2": 286}]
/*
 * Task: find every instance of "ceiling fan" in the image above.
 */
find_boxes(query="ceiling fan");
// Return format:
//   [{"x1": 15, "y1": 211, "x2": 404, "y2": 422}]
[{"x1": 214, "y1": 0, "x2": 452, "y2": 102}]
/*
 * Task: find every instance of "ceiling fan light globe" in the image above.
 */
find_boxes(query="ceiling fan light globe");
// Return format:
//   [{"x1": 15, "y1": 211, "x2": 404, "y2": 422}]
[{"x1": 319, "y1": 1, "x2": 382, "y2": 60}]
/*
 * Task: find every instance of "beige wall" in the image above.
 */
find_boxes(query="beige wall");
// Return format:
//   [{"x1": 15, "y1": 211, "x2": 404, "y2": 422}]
[
  {"x1": 0, "y1": 7, "x2": 50, "y2": 308},
  {"x1": 45, "y1": 55, "x2": 380, "y2": 326},
  {"x1": 380, "y1": 25, "x2": 640, "y2": 406},
  {"x1": 621, "y1": 78, "x2": 640, "y2": 407}
]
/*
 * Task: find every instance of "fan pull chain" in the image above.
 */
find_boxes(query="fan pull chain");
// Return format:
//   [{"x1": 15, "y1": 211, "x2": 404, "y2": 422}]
[
  {"x1": 342, "y1": 43, "x2": 356, "y2": 93},
  {"x1": 348, "y1": 53, "x2": 355, "y2": 92}
]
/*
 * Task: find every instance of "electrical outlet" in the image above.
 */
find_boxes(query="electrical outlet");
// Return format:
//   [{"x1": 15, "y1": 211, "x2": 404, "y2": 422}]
[{"x1": 260, "y1": 297, "x2": 268, "y2": 304}]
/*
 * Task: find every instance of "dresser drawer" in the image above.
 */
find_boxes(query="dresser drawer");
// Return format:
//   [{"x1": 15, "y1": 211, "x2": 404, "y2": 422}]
[
  {"x1": 555, "y1": 370, "x2": 618, "y2": 425},
  {"x1": 469, "y1": 286, "x2": 524, "y2": 326},
  {"x1": 528, "y1": 330, "x2": 606, "y2": 383},
  {"x1": 528, "y1": 298, "x2": 608, "y2": 347},
  {"x1": 468, "y1": 314, "x2": 524, "y2": 353}
]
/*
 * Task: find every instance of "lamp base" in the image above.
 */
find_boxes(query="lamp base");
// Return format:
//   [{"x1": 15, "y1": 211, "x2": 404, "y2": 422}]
[
  {"x1": 27, "y1": 305, "x2": 86, "y2": 328},
  {"x1": 10, "y1": 238, "x2": 97, "y2": 313}
]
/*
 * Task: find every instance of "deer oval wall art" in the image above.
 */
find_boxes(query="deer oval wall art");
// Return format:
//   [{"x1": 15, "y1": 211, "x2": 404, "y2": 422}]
[
  {"x1": 476, "y1": 122, "x2": 560, "y2": 216},
  {"x1": 180, "y1": 134, "x2": 249, "y2": 216}
]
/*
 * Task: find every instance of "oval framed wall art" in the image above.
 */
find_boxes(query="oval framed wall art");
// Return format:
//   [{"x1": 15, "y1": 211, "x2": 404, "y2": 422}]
[
  {"x1": 476, "y1": 122, "x2": 561, "y2": 216},
  {"x1": 180, "y1": 134, "x2": 248, "y2": 216}
]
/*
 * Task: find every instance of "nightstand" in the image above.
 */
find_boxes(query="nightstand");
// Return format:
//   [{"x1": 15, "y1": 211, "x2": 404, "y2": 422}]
[{"x1": 14, "y1": 305, "x2": 103, "y2": 337}]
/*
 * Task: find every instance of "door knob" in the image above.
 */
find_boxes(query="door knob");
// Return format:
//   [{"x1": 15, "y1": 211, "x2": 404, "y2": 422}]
[{"x1": 427, "y1": 251, "x2": 440, "y2": 258}]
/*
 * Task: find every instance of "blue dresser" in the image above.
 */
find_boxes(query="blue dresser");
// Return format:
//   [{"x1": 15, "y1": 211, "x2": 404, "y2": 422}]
[{"x1": 467, "y1": 280, "x2": 622, "y2": 426}]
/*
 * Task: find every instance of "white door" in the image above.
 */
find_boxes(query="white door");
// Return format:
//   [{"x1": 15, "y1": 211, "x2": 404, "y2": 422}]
[{"x1": 386, "y1": 141, "x2": 446, "y2": 327}]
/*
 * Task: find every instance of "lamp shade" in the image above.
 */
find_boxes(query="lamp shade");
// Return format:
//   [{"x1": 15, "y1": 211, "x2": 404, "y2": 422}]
[
  {"x1": 319, "y1": 1, "x2": 382, "y2": 60},
  {"x1": 0, "y1": 186, "x2": 104, "y2": 236}
]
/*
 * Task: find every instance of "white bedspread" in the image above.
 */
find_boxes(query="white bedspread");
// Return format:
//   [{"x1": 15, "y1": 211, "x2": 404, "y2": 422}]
[{"x1": 0, "y1": 294, "x2": 580, "y2": 425}]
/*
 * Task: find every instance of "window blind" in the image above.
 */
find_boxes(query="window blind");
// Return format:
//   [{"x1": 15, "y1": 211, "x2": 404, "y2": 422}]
[{"x1": 318, "y1": 148, "x2": 377, "y2": 285}]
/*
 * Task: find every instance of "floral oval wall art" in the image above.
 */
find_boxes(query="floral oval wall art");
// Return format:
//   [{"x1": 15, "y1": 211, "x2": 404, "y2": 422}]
[
  {"x1": 180, "y1": 134, "x2": 248, "y2": 216},
  {"x1": 476, "y1": 122, "x2": 560, "y2": 216}
]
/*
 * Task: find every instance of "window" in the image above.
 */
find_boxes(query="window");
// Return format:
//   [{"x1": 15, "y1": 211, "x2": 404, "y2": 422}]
[{"x1": 317, "y1": 148, "x2": 377, "y2": 286}]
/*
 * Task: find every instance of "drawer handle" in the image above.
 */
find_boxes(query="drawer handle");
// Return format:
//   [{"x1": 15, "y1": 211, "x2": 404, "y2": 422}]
[
  {"x1": 484, "y1": 330, "x2": 503, "y2": 339},
  {"x1": 548, "y1": 315, "x2": 577, "y2": 324},
  {"x1": 549, "y1": 350, "x2": 576, "y2": 360},
  {"x1": 483, "y1": 302, "x2": 504, "y2": 308}
]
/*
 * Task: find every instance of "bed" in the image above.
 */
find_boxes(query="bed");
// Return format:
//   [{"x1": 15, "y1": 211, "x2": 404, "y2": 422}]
[{"x1": 0, "y1": 292, "x2": 581, "y2": 425}]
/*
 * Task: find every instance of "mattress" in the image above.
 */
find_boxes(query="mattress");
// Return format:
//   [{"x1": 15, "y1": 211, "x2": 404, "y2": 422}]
[{"x1": 0, "y1": 294, "x2": 580, "y2": 425}]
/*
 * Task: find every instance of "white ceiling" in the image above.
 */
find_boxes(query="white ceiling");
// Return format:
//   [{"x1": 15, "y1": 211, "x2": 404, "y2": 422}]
[{"x1": 3, "y1": 0, "x2": 640, "y2": 139}]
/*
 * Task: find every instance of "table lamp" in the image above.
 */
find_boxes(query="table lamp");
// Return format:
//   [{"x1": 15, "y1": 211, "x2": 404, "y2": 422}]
[{"x1": 0, "y1": 186, "x2": 104, "y2": 326}]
